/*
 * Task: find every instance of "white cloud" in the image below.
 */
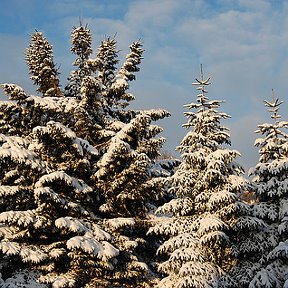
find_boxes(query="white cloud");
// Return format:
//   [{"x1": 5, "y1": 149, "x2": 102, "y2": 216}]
[
  {"x1": 1, "y1": 0, "x2": 288, "y2": 167},
  {"x1": 237, "y1": 0, "x2": 271, "y2": 11}
]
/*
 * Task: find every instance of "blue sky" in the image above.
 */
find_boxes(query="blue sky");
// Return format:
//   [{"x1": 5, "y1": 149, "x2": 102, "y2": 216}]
[{"x1": 0, "y1": 0, "x2": 288, "y2": 170}]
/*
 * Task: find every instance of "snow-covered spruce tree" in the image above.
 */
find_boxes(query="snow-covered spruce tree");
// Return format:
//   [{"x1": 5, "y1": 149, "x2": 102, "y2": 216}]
[
  {"x1": 107, "y1": 40, "x2": 144, "y2": 122},
  {"x1": 26, "y1": 31, "x2": 62, "y2": 97},
  {"x1": 92, "y1": 86, "x2": 171, "y2": 286},
  {"x1": 65, "y1": 25, "x2": 173, "y2": 286},
  {"x1": 64, "y1": 24, "x2": 172, "y2": 287},
  {"x1": 91, "y1": 34, "x2": 145, "y2": 124},
  {"x1": 248, "y1": 93, "x2": 288, "y2": 288},
  {"x1": 64, "y1": 24, "x2": 145, "y2": 141},
  {"x1": 65, "y1": 24, "x2": 93, "y2": 99},
  {"x1": 93, "y1": 107, "x2": 173, "y2": 287},
  {"x1": 0, "y1": 24, "x2": 171, "y2": 287},
  {"x1": 65, "y1": 24, "x2": 173, "y2": 287},
  {"x1": 0, "y1": 28, "x2": 120, "y2": 288},
  {"x1": 149, "y1": 69, "x2": 260, "y2": 288}
]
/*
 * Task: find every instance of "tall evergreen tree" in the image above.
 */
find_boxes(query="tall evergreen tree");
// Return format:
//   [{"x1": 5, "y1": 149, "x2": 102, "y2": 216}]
[
  {"x1": 0, "y1": 24, "x2": 171, "y2": 287},
  {"x1": 248, "y1": 91, "x2": 288, "y2": 288},
  {"x1": 65, "y1": 24, "x2": 93, "y2": 98},
  {"x1": 149, "y1": 68, "x2": 259, "y2": 288},
  {"x1": 0, "y1": 30, "x2": 118, "y2": 288},
  {"x1": 26, "y1": 32, "x2": 62, "y2": 97}
]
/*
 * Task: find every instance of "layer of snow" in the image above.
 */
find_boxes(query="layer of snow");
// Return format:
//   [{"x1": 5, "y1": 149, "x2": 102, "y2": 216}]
[
  {"x1": 106, "y1": 217, "x2": 135, "y2": 230},
  {"x1": 35, "y1": 171, "x2": 93, "y2": 194},
  {"x1": 55, "y1": 217, "x2": 88, "y2": 233}
]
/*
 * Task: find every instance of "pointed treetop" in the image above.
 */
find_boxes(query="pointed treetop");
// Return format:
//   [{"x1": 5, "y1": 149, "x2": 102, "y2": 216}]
[
  {"x1": 192, "y1": 64, "x2": 211, "y2": 86},
  {"x1": 192, "y1": 64, "x2": 211, "y2": 106},
  {"x1": 264, "y1": 89, "x2": 283, "y2": 124},
  {"x1": 70, "y1": 23, "x2": 92, "y2": 63},
  {"x1": 25, "y1": 31, "x2": 62, "y2": 97}
]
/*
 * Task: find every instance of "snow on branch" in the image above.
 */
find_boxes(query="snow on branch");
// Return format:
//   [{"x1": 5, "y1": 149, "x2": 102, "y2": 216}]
[
  {"x1": 0, "y1": 185, "x2": 27, "y2": 198},
  {"x1": 26, "y1": 95, "x2": 61, "y2": 111},
  {"x1": 249, "y1": 265, "x2": 282, "y2": 288},
  {"x1": 55, "y1": 218, "x2": 112, "y2": 242},
  {"x1": 39, "y1": 273, "x2": 76, "y2": 288},
  {"x1": 35, "y1": 171, "x2": 93, "y2": 194},
  {"x1": 149, "y1": 217, "x2": 196, "y2": 236},
  {"x1": 100, "y1": 241, "x2": 119, "y2": 261},
  {"x1": 0, "y1": 134, "x2": 30, "y2": 148},
  {"x1": 109, "y1": 40, "x2": 144, "y2": 95},
  {"x1": 157, "y1": 233, "x2": 198, "y2": 255},
  {"x1": 1, "y1": 83, "x2": 28, "y2": 101},
  {"x1": 0, "y1": 210, "x2": 35, "y2": 228},
  {"x1": 95, "y1": 138, "x2": 132, "y2": 178},
  {"x1": 55, "y1": 217, "x2": 88, "y2": 233},
  {"x1": 66, "y1": 233, "x2": 118, "y2": 260},
  {"x1": 0, "y1": 145, "x2": 45, "y2": 171},
  {"x1": 67, "y1": 234, "x2": 102, "y2": 255},
  {"x1": 142, "y1": 108, "x2": 171, "y2": 121},
  {"x1": 92, "y1": 224, "x2": 112, "y2": 241},
  {"x1": 280, "y1": 199, "x2": 288, "y2": 218},
  {"x1": 0, "y1": 241, "x2": 21, "y2": 256},
  {"x1": 198, "y1": 215, "x2": 229, "y2": 236},
  {"x1": 268, "y1": 240, "x2": 288, "y2": 260},
  {"x1": 106, "y1": 217, "x2": 135, "y2": 230},
  {"x1": 235, "y1": 216, "x2": 266, "y2": 231},
  {"x1": 26, "y1": 95, "x2": 80, "y2": 116},
  {"x1": 179, "y1": 261, "x2": 218, "y2": 280},
  {"x1": 70, "y1": 25, "x2": 93, "y2": 64},
  {"x1": 253, "y1": 203, "x2": 278, "y2": 221},
  {"x1": 200, "y1": 231, "x2": 228, "y2": 245},
  {"x1": 34, "y1": 187, "x2": 66, "y2": 205},
  {"x1": 20, "y1": 246, "x2": 48, "y2": 264},
  {"x1": 32, "y1": 121, "x2": 98, "y2": 156},
  {"x1": 156, "y1": 198, "x2": 194, "y2": 216}
]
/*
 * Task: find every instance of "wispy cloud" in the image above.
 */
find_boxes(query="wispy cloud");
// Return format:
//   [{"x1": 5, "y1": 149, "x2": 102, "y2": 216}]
[{"x1": 1, "y1": 0, "x2": 288, "y2": 169}]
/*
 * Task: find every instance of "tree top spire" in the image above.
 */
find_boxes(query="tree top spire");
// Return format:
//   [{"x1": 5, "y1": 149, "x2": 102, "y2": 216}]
[
  {"x1": 192, "y1": 64, "x2": 211, "y2": 106},
  {"x1": 264, "y1": 88, "x2": 283, "y2": 124}
]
